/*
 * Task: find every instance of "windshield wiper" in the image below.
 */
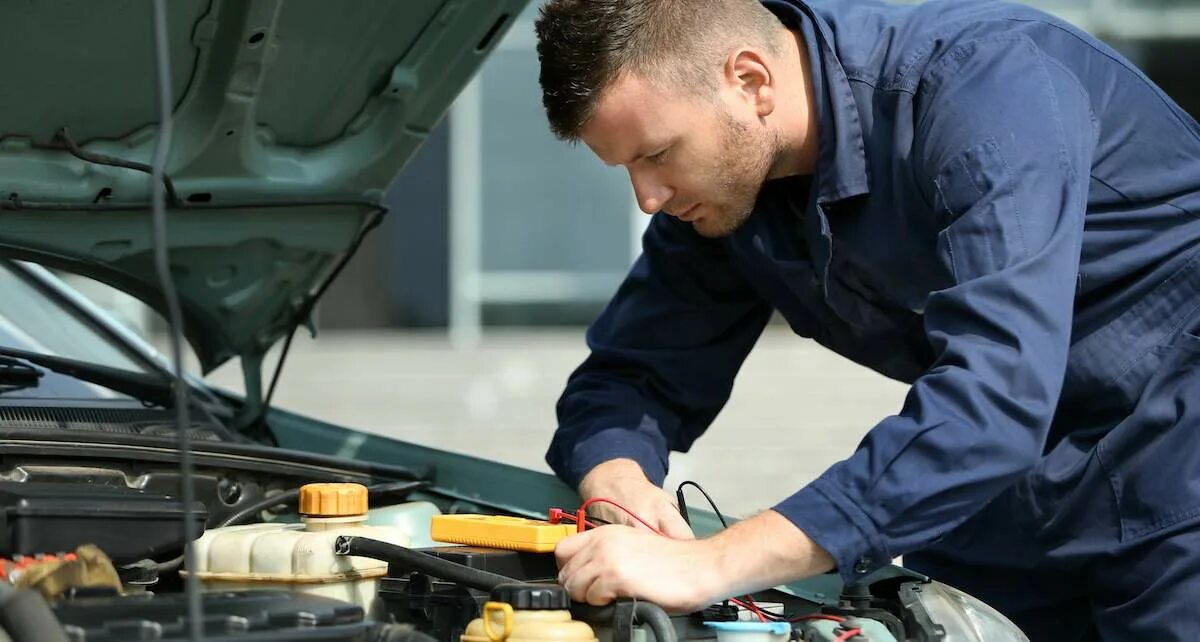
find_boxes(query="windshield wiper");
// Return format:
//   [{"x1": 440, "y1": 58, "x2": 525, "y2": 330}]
[
  {"x1": 0, "y1": 356, "x2": 44, "y2": 395},
  {"x1": 0, "y1": 346, "x2": 173, "y2": 406}
]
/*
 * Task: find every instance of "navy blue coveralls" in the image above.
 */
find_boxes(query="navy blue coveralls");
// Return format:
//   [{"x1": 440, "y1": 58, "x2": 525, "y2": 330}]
[{"x1": 545, "y1": 0, "x2": 1200, "y2": 638}]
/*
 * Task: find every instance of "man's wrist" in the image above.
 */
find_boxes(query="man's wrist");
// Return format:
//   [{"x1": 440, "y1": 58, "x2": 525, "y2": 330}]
[{"x1": 578, "y1": 458, "x2": 648, "y2": 496}]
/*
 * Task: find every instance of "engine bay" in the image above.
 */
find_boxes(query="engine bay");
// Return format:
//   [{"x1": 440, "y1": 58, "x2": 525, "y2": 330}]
[{"x1": 0, "y1": 430, "x2": 963, "y2": 642}]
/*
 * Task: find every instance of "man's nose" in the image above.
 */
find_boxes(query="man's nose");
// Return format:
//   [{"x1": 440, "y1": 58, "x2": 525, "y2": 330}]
[{"x1": 630, "y1": 170, "x2": 673, "y2": 215}]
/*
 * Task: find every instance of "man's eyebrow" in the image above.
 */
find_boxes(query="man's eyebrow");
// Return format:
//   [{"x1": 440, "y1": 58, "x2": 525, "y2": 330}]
[
  {"x1": 595, "y1": 148, "x2": 642, "y2": 167},
  {"x1": 619, "y1": 143, "x2": 668, "y2": 167},
  {"x1": 614, "y1": 149, "x2": 648, "y2": 167}
]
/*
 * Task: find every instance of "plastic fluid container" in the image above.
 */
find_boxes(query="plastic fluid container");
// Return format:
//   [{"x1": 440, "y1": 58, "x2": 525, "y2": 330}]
[
  {"x1": 367, "y1": 500, "x2": 444, "y2": 548},
  {"x1": 190, "y1": 483, "x2": 420, "y2": 617},
  {"x1": 462, "y1": 584, "x2": 596, "y2": 642},
  {"x1": 704, "y1": 621, "x2": 792, "y2": 642}
]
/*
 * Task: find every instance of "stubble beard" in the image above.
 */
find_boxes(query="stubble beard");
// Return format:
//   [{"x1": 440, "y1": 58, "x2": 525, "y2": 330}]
[{"x1": 692, "y1": 114, "x2": 780, "y2": 239}]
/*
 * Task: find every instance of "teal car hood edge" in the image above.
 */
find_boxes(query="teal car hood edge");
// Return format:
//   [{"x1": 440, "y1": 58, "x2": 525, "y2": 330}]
[{"x1": 0, "y1": 0, "x2": 528, "y2": 380}]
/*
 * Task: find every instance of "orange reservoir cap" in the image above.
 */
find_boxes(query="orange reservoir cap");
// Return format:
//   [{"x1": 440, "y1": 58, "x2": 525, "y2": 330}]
[
  {"x1": 430, "y1": 515, "x2": 576, "y2": 553},
  {"x1": 299, "y1": 483, "x2": 368, "y2": 517}
]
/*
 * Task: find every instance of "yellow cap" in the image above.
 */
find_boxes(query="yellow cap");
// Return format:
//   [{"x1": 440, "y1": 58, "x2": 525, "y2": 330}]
[{"x1": 298, "y1": 483, "x2": 368, "y2": 517}]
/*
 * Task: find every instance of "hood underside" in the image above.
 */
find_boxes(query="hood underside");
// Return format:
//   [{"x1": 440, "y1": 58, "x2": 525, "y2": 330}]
[{"x1": 0, "y1": 0, "x2": 527, "y2": 375}]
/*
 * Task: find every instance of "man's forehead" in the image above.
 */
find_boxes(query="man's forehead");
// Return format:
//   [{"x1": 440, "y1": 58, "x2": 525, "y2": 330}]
[{"x1": 580, "y1": 74, "x2": 673, "y2": 166}]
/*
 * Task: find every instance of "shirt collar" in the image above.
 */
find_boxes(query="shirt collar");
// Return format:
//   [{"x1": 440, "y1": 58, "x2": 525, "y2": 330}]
[{"x1": 763, "y1": 0, "x2": 871, "y2": 204}]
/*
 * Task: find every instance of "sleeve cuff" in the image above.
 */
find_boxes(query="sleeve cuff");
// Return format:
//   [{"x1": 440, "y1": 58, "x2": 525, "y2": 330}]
[
  {"x1": 545, "y1": 421, "x2": 670, "y2": 489},
  {"x1": 773, "y1": 478, "x2": 893, "y2": 585}
]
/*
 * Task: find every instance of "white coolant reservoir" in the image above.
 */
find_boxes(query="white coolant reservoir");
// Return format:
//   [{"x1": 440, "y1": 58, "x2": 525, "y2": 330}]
[{"x1": 190, "y1": 482, "x2": 421, "y2": 617}]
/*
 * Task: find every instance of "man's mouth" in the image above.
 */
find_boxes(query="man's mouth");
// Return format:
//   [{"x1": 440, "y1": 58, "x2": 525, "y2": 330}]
[{"x1": 675, "y1": 203, "x2": 701, "y2": 222}]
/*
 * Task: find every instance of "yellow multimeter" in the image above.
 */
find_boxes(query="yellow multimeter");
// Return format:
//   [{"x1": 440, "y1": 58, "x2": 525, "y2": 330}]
[{"x1": 430, "y1": 514, "x2": 577, "y2": 553}]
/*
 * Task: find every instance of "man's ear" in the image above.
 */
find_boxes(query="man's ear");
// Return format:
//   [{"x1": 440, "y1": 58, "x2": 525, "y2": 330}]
[{"x1": 724, "y1": 48, "x2": 775, "y2": 119}]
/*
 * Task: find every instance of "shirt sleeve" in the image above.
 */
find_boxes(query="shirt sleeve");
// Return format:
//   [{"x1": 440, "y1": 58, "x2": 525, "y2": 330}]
[
  {"x1": 546, "y1": 213, "x2": 774, "y2": 489},
  {"x1": 775, "y1": 35, "x2": 1099, "y2": 583}
]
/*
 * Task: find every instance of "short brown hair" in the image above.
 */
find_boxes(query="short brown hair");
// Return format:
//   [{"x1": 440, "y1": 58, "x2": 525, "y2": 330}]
[{"x1": 535, "y1": 0, "x2": 784, "y2": 141}]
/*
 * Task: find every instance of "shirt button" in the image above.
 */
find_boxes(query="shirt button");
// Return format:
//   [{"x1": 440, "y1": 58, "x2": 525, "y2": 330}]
[{"x1": 854, "y1": 558, "x2": 872, "y2": 575}]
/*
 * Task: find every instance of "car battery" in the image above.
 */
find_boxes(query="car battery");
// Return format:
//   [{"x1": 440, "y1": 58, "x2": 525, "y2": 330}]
[
  {"x1": 0, "y1": 482, "x2": 206, "y2": 564},
  {"x1": 378, "y1": 546, "x2": 558, "y2": 641}
]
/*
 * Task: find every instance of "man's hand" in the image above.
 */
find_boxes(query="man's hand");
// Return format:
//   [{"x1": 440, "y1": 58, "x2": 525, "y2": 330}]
[
  {"x1": 555, "y1": 526, "x2": 721, "y2": 613},
  {"x1": 555, "y1": 509, "x2": 835, "y2": 612},
  {"x1": 578, "y1": 459, "x2": 693, "y2": 539}
]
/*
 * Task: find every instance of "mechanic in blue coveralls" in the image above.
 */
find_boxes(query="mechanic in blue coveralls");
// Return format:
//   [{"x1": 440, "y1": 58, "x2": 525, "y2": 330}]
[{"x1": 535, "y1": 0, "x2": 1200, "y2": 638}]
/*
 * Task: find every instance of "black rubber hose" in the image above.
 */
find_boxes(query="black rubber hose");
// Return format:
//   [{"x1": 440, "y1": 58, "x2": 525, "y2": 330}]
[
  {"x1": 573, "y1": 601, "x2": 679, "y2": 642},
  {"x1": 0, "y1": 589, "x2": 70, "y2": 642},
  {"x1": 335, "y1": 536, "x2": 518, "y2": 592},
  {"x1": 218, "y1": 487, "x2": 302, "y2": 529},
  {"x1": 368, "y1": 623, "x2": 440, "y2": 642},
  {"x1": 633, "y1": 602, "x2": 677, "y2": 642}
]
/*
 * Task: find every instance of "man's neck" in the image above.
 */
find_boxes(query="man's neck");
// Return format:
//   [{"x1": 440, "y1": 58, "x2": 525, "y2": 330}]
[{"x1": 768, "y1": 28, "x2": 819, "y2": 180}]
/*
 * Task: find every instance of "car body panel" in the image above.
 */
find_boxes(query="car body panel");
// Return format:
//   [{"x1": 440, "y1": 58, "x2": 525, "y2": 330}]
[{"x1": 0, "y1": 0, "x2": 527, "y2": 375}]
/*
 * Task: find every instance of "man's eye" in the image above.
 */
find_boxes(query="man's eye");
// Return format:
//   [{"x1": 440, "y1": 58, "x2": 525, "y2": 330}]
[{"x1": 648, "y1": 148, "x2": 670, "y2": 164}]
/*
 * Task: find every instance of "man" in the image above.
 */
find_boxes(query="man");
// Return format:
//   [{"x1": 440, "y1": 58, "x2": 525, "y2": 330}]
[{"x1": 536, "y1": 0, "x2": 1200, "y2": 638}]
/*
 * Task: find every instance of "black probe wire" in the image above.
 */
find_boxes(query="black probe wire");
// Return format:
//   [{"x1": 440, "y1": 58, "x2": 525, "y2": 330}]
[
  {"x1": 676, "y1": 480, "x2": 729, "y2": 528},
  {"x1": 675, "y1": 481, "x2": 796, "y2": 622},
  {"x1": 149, "y1": 0, "x2": 203, "y2": 638}
]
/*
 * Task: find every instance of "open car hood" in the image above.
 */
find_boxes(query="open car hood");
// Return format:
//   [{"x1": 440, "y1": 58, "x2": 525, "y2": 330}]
[{"x1": 0, "y1": 0, "x2": 526, "y2": 380}]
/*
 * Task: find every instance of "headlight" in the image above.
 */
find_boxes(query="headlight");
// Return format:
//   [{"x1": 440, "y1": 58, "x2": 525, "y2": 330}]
[{"x1": 900, "y1": 581, "x2": 1029, "y2": 642}]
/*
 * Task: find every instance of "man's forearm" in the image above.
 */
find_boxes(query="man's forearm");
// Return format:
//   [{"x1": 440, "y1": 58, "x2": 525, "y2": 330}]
[{"x1": 706, "y1": 509, "x2": 835, "y2": 598}]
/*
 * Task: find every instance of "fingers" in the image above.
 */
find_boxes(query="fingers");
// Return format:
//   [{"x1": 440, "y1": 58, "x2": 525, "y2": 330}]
[
  {"x1": 587, "y1": 499, "x2": 658, "y2": 530},
  {"x1": 557, "y1": 529, "x2": 609, "y2": 606},
  {"x1": 555, "y1": 526, "x2": 715, "y2": 612},
  {"x1": 587, "y1": 502, "x2": 627, "y2": 526},
  {"x1": 560, "y1": 557, "x2": 603, "y2": 604},
  {"x1": 555, "y1": 527, "x2": 595, "y2": 567},
  {"x1": 658, "y1": 507, "x2": 696, "y2": 540},
  {"x1": 578, "y1": 465, "x2": 671, "y2": 530},
  {"x1": 584, "y1": 572, "x2": 618, "y2": 606},
  {"x1": 577, "y1": 473, "x2": 697, "y2": 541}
]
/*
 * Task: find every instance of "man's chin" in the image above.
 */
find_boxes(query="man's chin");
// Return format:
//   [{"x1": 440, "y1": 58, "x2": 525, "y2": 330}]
[{"x1": 692, "y1": 212, "x2": 748, "y2": 239}]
